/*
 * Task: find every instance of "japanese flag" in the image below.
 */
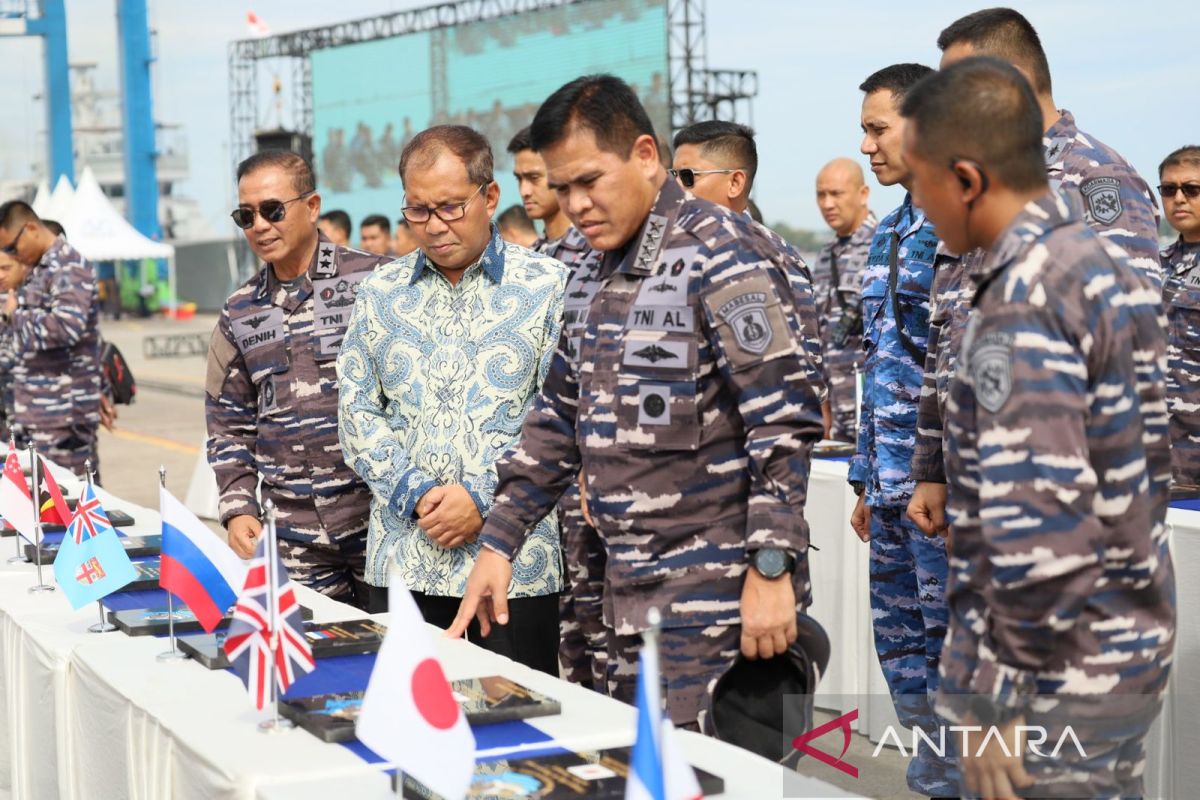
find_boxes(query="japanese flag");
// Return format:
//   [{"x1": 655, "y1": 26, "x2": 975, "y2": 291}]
[
  {"x1": 0, "y1": 444, "x2": 34, "y2": 540},
  {"x1": 356, "y1": 569, "x2": 475, "y2": 799}
]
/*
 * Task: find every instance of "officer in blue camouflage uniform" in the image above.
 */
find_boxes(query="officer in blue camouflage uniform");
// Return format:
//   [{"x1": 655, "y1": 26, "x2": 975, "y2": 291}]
[
  {"x1": 846, "y1": 63, "x2": 958, "y2": 797},
  {"x1": 1159, "y1": 145, "x2": 1200, "y2": 485},
  {"x1": 0, "y1": 202, "x2": 102, "y2": 479},
  {"x1": 814, "y1": 158, "x2": 877, "y2": 442},
  {"x1": 901, "y1": 57, "x2": 1175, "y2": 798},
  {"x1": 450, "y1": 76, "x2": 824, "y2": 732},
  {"x1": 206, "y1": 151, "x2": 391, "y2": 606},
  {"x1": 909, "y1": 8, "x2": 1165, "y2": 533},
  {"x1": 510, "y1": 125, "x2": 608, "y2": 690}
]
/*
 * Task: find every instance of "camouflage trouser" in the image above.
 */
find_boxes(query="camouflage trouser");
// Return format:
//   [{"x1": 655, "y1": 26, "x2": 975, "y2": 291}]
[
  {"x1": 869, "y1": 505, "x2": 958, "y2": 796},
  {"x1": 826, "y1": 351, "x2": 859, "y2": 443},
  {"x1": 606, "y1": 623, "x2": 740, "y2": 731},
  {"x1": 17, "y1": 423, "x2": 99, "y2": 482},
  {"x1": 277, "y1": 531, "x2": 367, "y2": 608},
  {"x1": 557, "y1": 485, "x2": 608, "y2": 691}
]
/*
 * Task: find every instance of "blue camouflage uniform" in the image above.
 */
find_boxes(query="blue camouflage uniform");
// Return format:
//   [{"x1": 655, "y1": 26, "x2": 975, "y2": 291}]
[
  {"x1": 1163, "y1": 236, "x2": 1200, "y2": 485},
  {"x1": 475, "y1": 178, "x2": 824, "y2": 729},
  {"x1": 936, "y1": 190, "x2": 1174, "y2": 798},
  {"x1": 848, "y1": 194, "x2": 956, "y2": 795}
]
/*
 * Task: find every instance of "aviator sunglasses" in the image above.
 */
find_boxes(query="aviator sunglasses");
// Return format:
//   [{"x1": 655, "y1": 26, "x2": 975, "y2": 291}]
[
  {"x1": 1159, "y1": 183, "x2": 1200, "y2": 200},
  {"x1": 668, "y1": 167, "x2": 738, "y2": 188},
  {"x1": 230, "y1": 190, "x2": 315, "y2": 229}
]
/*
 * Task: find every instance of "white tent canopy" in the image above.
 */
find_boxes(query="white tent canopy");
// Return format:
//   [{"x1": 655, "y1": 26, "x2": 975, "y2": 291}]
[
  {"x1": 43, "y1": 175, "x2": 75, "y2": 222},
  {"x1": 60, "y1": 168, "x2": 174, "y2": 261}
]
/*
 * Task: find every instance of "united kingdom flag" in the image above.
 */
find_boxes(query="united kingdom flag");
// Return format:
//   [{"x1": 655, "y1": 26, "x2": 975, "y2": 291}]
[{"x1": 222, "y1": 530, "x2": 314, "y2": 710}]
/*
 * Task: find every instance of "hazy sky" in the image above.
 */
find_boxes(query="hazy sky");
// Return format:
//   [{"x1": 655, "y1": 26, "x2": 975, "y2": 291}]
[{"x1": 0, "y1": 0, "x2": 1195, "y2": 237}]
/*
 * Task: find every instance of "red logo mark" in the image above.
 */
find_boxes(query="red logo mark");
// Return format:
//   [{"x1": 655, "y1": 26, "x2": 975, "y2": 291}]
[{"x1": 791, "y1": 708, "x2": 859, "y2": 778}]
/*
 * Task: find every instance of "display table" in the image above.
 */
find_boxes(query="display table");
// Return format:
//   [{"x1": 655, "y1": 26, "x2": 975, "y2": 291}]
[{"x1": 0, "y1": 462, "x2": 853, "y2": 800}]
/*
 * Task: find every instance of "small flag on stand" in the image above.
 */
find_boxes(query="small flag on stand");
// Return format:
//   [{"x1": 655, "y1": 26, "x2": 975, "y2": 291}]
[
  {"x1": 36, "y1": 455, "x2": 72, "y2": 526},
  {"x1": 223, "y1": 527, "x2": 314, "y2": 710},
  {"x1": 357, "y1": 568, "x2": 476, "y2": 799},
  {"x1": 52, "y1": 483, "x2": 137, "y2": 609},
  {"x1": 159, "y1": 486, "x2": 247, "y2": 632},
  {"x1": 0, "y1": 443, "x2": 34, "y2": 540},
  {"x1": 625, "y1": 613, "x2": 704, "y2": 800}
]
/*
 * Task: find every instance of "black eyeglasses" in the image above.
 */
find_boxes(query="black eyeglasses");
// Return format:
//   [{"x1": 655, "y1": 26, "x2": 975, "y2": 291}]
[
  {"x1": 1159, "y1": 183, "x2": 1200, "y2": 200},
  {"x1": 668, "y1": 168, "x2": 738, "y2": 189},
  {"x1": 2, "y1": 225, "x2": 25, "y2": 256},
  {"x1": 230, "y1": 191, "x2": 315, "y2": 229},
  {"x1": 402, "y1": 184, "x2": 486, "y2": 224}
]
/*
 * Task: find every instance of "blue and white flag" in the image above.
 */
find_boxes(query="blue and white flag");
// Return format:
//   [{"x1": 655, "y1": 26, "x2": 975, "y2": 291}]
[{"x1": 53, "y1": 484, "x2": 137, "y2": 610}]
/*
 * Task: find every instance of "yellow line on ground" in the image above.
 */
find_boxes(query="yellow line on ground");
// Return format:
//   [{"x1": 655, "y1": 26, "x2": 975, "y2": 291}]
[{"x1": 109, "y1": 428, "x2": 201, "y2": 455}]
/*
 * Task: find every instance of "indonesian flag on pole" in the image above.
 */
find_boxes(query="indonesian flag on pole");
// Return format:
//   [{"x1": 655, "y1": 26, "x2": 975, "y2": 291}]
[
  {"x1": 0, "y1": 443, "x2": 35, "y2": 540},
  {"x1": 625, "y1": 631, "x2": 703, "y2": 800},
  {"x1": 356, "y1": 569, "x2": 475, "y2": 800},
  {"x1": 246, "y1": 10, "x2": 270, "y2": 38}
]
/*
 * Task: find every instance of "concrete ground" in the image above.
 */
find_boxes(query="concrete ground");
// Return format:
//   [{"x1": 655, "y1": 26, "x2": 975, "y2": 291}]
[{"x1": 93, "y1": 313, "x2": 922, "y2": 799}]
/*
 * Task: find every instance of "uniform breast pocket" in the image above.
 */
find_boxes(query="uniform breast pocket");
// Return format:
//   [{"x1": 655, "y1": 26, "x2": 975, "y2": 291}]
[
  {"x1": 243, "y1": 346, "x2": 290, "y2": 417},
  {"x1": 615, "y1": 335, "x2": 700, "y2": 451},
  {"x1": 1170, "y1": 288, "x2": 1200, "y2": 361},
  {"x1": 895, "y1": 289, "x2": 932, "y2": 348}
]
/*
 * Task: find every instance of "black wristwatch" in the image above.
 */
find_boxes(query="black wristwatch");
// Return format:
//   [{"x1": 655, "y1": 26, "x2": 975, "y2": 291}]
[
  {"x1": 969, "y1": 696, "x2": 1022, "y2": 727},
  {"x1": 849, "y1": 480, "x2": 865, "y2": 497},
  {"x1": 750, "y1": 548, "x2": 796, "y2": 580}
]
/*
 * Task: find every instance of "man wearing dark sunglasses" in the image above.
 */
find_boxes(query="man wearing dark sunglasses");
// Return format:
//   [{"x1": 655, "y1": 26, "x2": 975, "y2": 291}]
[
  {"x1": 0, "y1": 201, "x2": 103, "y2": 481},
  {"x1": 1160, "y1": 145, "x2": 1200, "y2": 486},
  {"x1": 206, "y1": 150, "x2": 391, "y2": 609}
]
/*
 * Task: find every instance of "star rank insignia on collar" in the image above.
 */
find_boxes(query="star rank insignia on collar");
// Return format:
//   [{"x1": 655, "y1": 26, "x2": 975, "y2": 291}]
[
  {"x1": 634, "y1": 214, "x2": 668, "y2": 273},
  {"x1": 314, "y1": 243, "x2": 338, "y2": 277}
]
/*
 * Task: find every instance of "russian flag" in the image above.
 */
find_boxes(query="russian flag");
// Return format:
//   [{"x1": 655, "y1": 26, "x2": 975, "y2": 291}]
[{"x1": 159, "y1": 486, "x2": 247, "y2": 632}]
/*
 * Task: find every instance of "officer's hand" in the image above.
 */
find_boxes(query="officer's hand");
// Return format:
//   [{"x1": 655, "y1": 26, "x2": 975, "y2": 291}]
[
  {"x1": 850, "y1": 493, "x2": 871, "y2": 542},
  {"x1": 578, "y1": 470, "x2": 595, "y2": 528},
  {"x1": 3, "y1": 292, "x2": 16, "y2": 314},
  {"x1": 820, "y1": 399, "x2": 833, "y2": 440},
  {"x1": 446, "y1": 547, "x2": 512, "y2": 639},
  {"x1": 739, "y1": 568, "x2": 798, "y2": 660},
  {"x1": 960, "y1": 713, "x2": 1034, "y2": 799},
  {"x1": 99, "y1": 395, "x2": 118, "y2": 432},
  {"x1": 226, "y1": 514, "x2": 262, "y2": 559},
  {"x1": 907, "y1": 481, "x2": 949, "y2": 538},
  {"x1": 417, "y1": 484, "x2": 483, "y2": 549}
]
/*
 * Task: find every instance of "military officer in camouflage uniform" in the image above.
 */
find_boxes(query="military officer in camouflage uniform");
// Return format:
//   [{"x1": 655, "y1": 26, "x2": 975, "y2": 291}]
[
  {"x1": 1159, "y1": 145, "x2": 1200, "y2": 485},
  {"x1": 847, "y1": 63, "x2": 959, "y2": 797},
  {"x1": 902, "y1": 57, "x2": 1174, "y2": 799},
  {"x1": 0, "y1": 202, "x2": 102, "y2": 479},
  {"x1": 206, "y1": 151, "x2": 391, "y2": 606},
  {"x1": 449, "y1": 75, "x2": 824, "y2": 731},
  {"x1": 509, "y1": 124, "x2": 608, "y2": 689},
  {"x1": 814, "y1": 158, "x2": 876, "y2": 442},
  {"x1": 909, "y1": 8, "x2": 1165, "y2": 535}
]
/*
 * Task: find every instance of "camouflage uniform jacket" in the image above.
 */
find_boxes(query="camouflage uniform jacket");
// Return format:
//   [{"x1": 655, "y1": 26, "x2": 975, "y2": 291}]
[
  {"x1": 533, "y1": 224, "x2": 592, "y2": 269},
  {"x1": 475, "y1": 179, "x2": 825, "y2": 634},
  {"x1": 939, "y1": 190, "x2": 1174, "y2": 709},
  {"x1": 3, "y1": 235, "x2": 101, "y2": 437},
  {"x1": 1162, "y1": 236, "x2": 1200, "y2": 484},
  {"x1": 848, "y1": 194, "x2": 939, "y2": 507},
  {"x1": 205, "y1": 236, "x2": 391, "y2": 544},
  {"x1": 911, "y1": 112, "x2": 1164, "y2": 483},
  {"x1": 813, "y1": 212, "x2": 878, "y2": 436},
  {"x1": 338, "y1": 230, "x2": 567, "y2": 593}
]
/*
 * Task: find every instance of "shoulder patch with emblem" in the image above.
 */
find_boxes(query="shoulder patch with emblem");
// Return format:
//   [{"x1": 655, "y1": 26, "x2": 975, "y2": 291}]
[
  {"x1": 1080, "y1": 176, "x2": 1123, "y2": 225},
  {"x1": 702, "y1": 273, "x2": 793, "y2": 369},
  {"x1": 970, "y1": 330, "x2": 1014, "y2": 413}
]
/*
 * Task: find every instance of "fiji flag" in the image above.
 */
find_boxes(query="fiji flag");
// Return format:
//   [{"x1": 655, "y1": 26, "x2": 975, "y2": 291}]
[
  {"x1": 625, "y1": 632, "x2": 703, "y2": 800},
  {"x1": 52, "y1": 484, "x2": 137, "y2": 609}
]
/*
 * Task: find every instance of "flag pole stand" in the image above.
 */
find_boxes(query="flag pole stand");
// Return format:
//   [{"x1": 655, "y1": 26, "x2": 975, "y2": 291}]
[
  {"x1": 84, "y1": 461, "x2": 117, "y2": 632},
  {"x1": 27, "y1": 444, "x2": 53, "y2": 593},
  {"x1": 155, "y1": 465, "x2": 188, "y2": 661},
  {"x1": 258, "y1": 500, "x2": 293, "y2": 733}
]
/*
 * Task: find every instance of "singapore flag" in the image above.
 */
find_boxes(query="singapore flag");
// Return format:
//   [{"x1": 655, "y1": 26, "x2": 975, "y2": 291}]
[{"x1": 356, "y1": 568, "x2": 476, "y2": 799}]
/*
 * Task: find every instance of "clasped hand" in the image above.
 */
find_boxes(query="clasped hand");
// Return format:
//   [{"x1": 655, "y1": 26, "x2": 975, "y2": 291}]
[{"x1": 416, "y1": 484, "x2": 483, "y2": 549}]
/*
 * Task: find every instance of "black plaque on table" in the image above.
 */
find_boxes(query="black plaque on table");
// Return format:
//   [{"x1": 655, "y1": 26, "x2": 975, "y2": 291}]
[
  {"x1": 24, "y1": 528, "x2": 154, "y2": 561},
  {"x1": 107, "y1": 603, "x2": 314, "y2": 636},
  {"x1": 393, "y1": 746, "x2": 724, "y2": 799},
  {"x1": 121, "y1": 560, "x2": 161, "y2": 592},
  {"x1": 178, "y1": 619, "x2": 387, "y2": 669},
  {"x1": 0, "y1": 497, "x2": 131, "y2": 538},
  {"x1": 813, "y1": 440, "x2": 856, "y2": 458},
  {"x1": 281, "y1": 675, "x2": 561, "y2": 743},
  {"x1": 1170, "y1": 485, "x2": 1200, "y2": 501}
]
